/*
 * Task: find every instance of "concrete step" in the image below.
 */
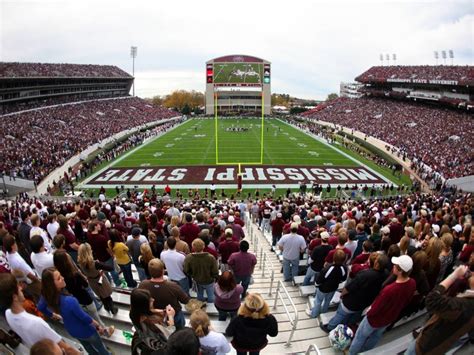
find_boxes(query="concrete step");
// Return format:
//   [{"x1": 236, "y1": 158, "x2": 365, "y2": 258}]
[{"x1": 265, "y1": 335, "x2": 332, "y2": 353}]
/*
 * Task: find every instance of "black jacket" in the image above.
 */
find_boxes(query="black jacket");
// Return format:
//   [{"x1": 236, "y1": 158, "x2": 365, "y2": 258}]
[
  {"x1": 226, "y1": 315, "x2": 278, "y2": 351},
  {"x1": 316, "y1": 264, "x2": 347, "y2": 293}
]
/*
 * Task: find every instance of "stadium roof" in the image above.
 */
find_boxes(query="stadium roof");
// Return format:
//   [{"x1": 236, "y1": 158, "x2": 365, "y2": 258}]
[
  {"x1": 356, "y1": 65, "x2": 474, "y2": 86},
  {"x1": 208, "y1": 54, "x2": 270, "y2": 64},
  {"x1": 0, "y1": 62, "x2": 132, "y2": 79}
]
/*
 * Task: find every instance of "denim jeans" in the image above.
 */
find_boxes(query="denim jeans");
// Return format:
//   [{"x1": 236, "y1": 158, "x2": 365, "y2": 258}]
[
  {"x1": 311, "y1": 288, "x2": 335, "y2": 318},
  {"x1": 103, "y1": 257, "x2": 121, "y2": 286},
  {"x1": 172, "y1": 277, "x2": 190, "y2": 296},
  {"x1": 327, "y1": 302, "x2": 361, "y2": 330},
  {"x1": 197, "y1": 282, "x2": 214, "y2": 302},
  {"x1": 404, "y1": 339, "x2": 417, "y2": 355},
  {"x1": 174, "y1": 310, "x2": 185, "y2": 330},
  {"x1": 261, "y1": 218, "x2": 270, "y2": 233},
  {"x1": 302, "y1": 267, "x2": 319, "y2": 286},
  {"x1": 234, "y1": 275, "x2": 251, "y2": 298},
  {"x1": 282, "y1": 257, "x2": 300, "y2": 281},
  {"x1": 119, "y1": 262, "x2": 137, "y2": 288},
  {"x1": 77, "y1": 331, "x2": 111, "y2": 355},
  {"x1": 348, "y1": 316, "x2": 387, "y2": 355},
  {"x1": 135, "y1": 264, "x2": 147, "y2": 281}
]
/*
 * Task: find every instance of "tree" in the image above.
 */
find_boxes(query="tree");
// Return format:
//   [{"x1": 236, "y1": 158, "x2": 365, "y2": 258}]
[
  {"x1": 271, "y1": 93, "x2": 290, "y2": 107},
  {"x1": 151, "y1": 95, "x2": 163, "y2": 106},
  {"x1": 181, "y1": 104, "x2": 191, "y2": 115},
  {"x1": 326, "y1": 93, "x2": 339, "y2": 101},
  {"x1": 162, "y1": 90, "x2": 204, "y2": 112}
]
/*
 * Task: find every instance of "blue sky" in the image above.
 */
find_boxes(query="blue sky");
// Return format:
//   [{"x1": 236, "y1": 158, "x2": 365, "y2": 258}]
[{"x1": 1, "y1": 0, "x2": 472, "y2": 99}]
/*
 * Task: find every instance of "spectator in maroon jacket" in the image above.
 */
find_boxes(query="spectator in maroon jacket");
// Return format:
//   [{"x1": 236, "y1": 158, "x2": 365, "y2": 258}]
[
  {"x1": 180, "y1": 213, "x2": 201, "y2": 248},
  {"x1": 218, "y1": 229, "x2": 240, "y2": 272},
  {"x1": 227, "y1": 216, "x2": 245, "y2": 241},
  {"x1": 389, "y1": 217, "x2": 404, "y2": 245},
  {"x1": 228, "y1": 241, "x2": 257, "y2": 299},
  {"x1": 56, "y1": 215, "x2": 79, "y2": 263},
  {"x1": 348, "y1": 255, "x2": 416, "y2": 354},
  {"x1": 270, "y1": 212, "x2": 285, "y2": 248},
  {"x1": 87, "y1": 221, "x2": 120, "y2": 287}
]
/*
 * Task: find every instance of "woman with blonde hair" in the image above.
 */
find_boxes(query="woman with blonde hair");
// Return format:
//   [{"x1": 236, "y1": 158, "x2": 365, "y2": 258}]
[
  {"x1": 413, "y1": 221, "x2": 423, "y2": 240},
  {"x1": 190, "y1": 309, "x2": 230, "y2": 354},
  {"x1": 138, "y1": 243, "x2": 154, "y2": 279},
  {"x1": 225, "y1": 293, "x2": 278, "y2": 355},
  {"x1": 425, "y1": 237, "x2": 443, "y2": 290},
  {"x1": 437, "y1": 233, "x2": 454, "y2": 282},
  {"x1": 78, "y1": 243, "x2": 118, "y2": 315}
]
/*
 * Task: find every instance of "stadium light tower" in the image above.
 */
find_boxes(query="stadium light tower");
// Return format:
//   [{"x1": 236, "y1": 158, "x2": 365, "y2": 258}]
[
  {"x1": 130, "y1": 46, "x2": 138, "y2": 96},
  {"x1": 385, "y1": 54, "x2": 390, "y2": 65},
  {"x1": 449, "y1": 50, "x2": 454, "y2": 65},
  {"x1": 441, "y1": 50, "x2": 447, "y2": 65},
  {"x1": 392, "y1": 53, "x2": 397, "y2": 65},
  {"x1": 379, "y1": 54, "x2": 384, "y2": 66},
  {"x1": 434, "y1": 51, "x2": 439, "y2": 65}
]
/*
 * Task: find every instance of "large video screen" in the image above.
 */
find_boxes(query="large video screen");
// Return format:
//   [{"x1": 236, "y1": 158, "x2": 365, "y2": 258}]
[{"x1": 213, "y1": 63, "x2": 263, "y2": 85}]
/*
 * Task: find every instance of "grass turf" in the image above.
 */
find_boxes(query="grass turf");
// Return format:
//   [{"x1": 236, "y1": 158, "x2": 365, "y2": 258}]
[{"x1": 114, "y1": 118, "x2": 358, "y2": 168}]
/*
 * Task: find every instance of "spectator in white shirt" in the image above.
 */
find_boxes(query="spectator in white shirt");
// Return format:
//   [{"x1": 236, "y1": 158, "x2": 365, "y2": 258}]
[
  {"x1": 46, "y1": 214, "x2": 59, "y2": 239},
  {"x1": 190, "y1": 309, "x2": 231, "y2": 355},
  {"x1": 160, "y1": 237, "x2": 189, "y2": 295},
  {"x1": 0, "y1": 273, "x2": 80, "y2": 353},
  {"x1": 30, "y1": 214, "x2": 52, "y2": 252},
  {"x1": 30, "y1": 235, "x2": 54, "y2": 280},
  {"x1": 3, "y1": 235, "x2": 41, "y2": 301}
]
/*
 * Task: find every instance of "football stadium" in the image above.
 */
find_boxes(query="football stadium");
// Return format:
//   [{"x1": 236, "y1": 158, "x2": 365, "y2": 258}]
[{"x1": 0, "y1": 4, "x2": 474, "y2": 355}]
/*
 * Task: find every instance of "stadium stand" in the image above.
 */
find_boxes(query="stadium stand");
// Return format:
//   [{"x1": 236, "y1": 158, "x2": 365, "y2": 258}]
[
  {"x1": 0, "y1": 190, "x2": 472, "y2": 354},
  {"x1": 302, "y1": 96, "x2": 474, "y2": 181},
  {"x1": 0, "y1": 62, "x2": 131, "y2": 78},
  {"x1": 355, "y1": 65, "x2": 474, "y2": 85},
  {"x1": 0, "y1": 97, "x2": 178, "y2": 183}
]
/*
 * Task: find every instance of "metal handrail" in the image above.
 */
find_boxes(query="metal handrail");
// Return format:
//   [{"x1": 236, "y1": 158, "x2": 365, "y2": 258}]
[
  {"x1": 261, "y1": 249, "x2": 275, "y2": 296},
  {"x1": 273, "y1": 280, "x2": 299, "y2": 347},
  {"x1": 305, "y1": 344, "x2": 322, "y2": 355}
]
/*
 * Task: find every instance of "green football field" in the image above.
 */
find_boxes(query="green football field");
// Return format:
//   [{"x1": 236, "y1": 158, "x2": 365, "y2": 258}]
[
  {"x1": 80, "y1": 117, "x2": 412, "y2": 192},
  {"x1": 114, "y1": 118, "x2": 356, "y2": 167},
  {"x1": 213, "y1": 63, "x2": 263, "y2": 84}
]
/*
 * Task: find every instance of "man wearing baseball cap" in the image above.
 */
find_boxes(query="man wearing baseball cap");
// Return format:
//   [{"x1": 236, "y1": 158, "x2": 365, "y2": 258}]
[{"x1": 349, "y1": 255, "x2": 416, "y2": 354}]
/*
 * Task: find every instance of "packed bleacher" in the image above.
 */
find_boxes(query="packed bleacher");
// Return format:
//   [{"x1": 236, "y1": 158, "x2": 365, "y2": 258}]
[
  {"x1": 355, "y1": 65, "x2": 474, "y2": 86},
  {"x1": 0, "y1": 97, "x2": 178, "y2": 182},
  {"x1": 302, "y1": 97, "x2": 474, "y2": 180},
  {"x1": 0, "y1": 62, "x2": 132, "y2": 78},
  {"x1": 0, "y1": 188, "x2": 472, "y2": 354}
]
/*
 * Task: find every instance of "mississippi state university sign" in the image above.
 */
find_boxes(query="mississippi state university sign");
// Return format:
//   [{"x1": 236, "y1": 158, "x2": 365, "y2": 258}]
[{"x1": 87, "y1": 165, "x2": 387, "y2": 187}]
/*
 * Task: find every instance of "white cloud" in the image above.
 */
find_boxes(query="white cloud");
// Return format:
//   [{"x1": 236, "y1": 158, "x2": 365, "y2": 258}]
[{"x1": 1, "y1": 0, "x2": 472, "y2": 100}]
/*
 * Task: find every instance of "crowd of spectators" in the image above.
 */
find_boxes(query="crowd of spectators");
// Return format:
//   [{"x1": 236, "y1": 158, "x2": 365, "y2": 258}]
[
  {"x1": 0, "y1": 62, "x2": 131, "y2": 79},
  {"x1": 1, "y1": 94, "x2": 127, "y2": 115},
  {"x1": 0, "y1": 97, "x2": 179, "y2": 182},
  {"x1": 355, "y1": 65, "x2": 474, "y2": 86},
  {"x1": 302, "y1": 97, "x2": 474, "y2": 180},
  {"x1": 0, "y1": 187, "x2": 471, "y2": 353}
]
